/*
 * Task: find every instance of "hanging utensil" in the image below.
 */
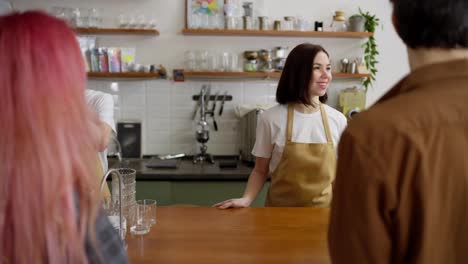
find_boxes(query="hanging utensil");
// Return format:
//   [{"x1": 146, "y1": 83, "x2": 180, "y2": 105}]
[
  {"x1": 211, "y1": 92, "x2": 219, "y2": 131},
  {"x1": 219, "y1": 91, "x2": 227, "y2": 116},
  {"x1": 192, "y1": 89, "x2": 203, "y2": 120}
]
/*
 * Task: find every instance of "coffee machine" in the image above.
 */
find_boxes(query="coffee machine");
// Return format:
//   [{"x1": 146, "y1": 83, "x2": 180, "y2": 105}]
[{"x1": 193, "y1": 85, "x2": 214, "y2": 164}]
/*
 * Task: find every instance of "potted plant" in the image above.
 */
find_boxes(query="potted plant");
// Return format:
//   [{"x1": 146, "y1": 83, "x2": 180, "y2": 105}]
[{"x1": 358, "y1": 8, "x2": 380, "y2": 91}]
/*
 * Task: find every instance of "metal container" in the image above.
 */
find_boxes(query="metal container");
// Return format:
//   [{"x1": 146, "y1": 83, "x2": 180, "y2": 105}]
[
  {"x1": 347, "y1": 61, "x2": 357, "y2": 74},
  {"x1": 349, "y1": 15, "x2": 366, "y2": 32},
  {"x1": 242, "y1": 2, "x2": 253, "y2": 17},
  {"x1": 239, "y1": 109, "x2": 264, "y2": 164}
]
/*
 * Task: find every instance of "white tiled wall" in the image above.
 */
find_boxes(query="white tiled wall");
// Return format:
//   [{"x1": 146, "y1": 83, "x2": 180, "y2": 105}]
[
  {"x1": 88, "y1": 79, "x2": 279, "y2": 156},
  {"x1": 88, "y1": 79, "x2": 365, "y2": 156}
]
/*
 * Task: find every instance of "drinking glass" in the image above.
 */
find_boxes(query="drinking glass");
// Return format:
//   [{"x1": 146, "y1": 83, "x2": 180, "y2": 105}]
[
  {"x1": 140, "y1": 199, "x2": 157, "y2": 225},
  {"x1": 130, "y1": 201, "x2": 151, "y2": 235},
  {"x1": 89, "y1": 8, "x2": 100, "y2": 28},
  {"x1": 184, "y1": 50, "x2": 196, "y2": 71}
]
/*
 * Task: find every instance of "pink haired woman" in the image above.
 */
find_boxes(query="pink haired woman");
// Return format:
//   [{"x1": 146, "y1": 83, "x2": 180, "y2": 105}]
[{"x1": 0, "y1": 11, "x2": 128, "y2": 263}]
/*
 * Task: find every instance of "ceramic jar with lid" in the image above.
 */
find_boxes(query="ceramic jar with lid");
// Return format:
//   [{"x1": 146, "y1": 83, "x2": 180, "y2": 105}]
[{"x1": 349, "y1": 15, "x2": 366, "y2": 32}]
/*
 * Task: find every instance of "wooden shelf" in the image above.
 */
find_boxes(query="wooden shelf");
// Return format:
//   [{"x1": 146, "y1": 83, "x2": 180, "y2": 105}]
[
  {"x1": 185, "y1": 71, "x2": 281, "y2": 78},
  {"x1": 182, "y1": 28, "x2": 372, "y2": 38},
  {"x1": 76, "y1": 27, "x2": 159, "y2": 35},
  {"x1": 183, "y1": 71, "x2": 370, "y2": 79},
  {"x1": 87, "y1": 72, "x2": 160, "y2": 79},
  {"x1": 332, "y1": 72, "x2": 371, "y2": 78}
]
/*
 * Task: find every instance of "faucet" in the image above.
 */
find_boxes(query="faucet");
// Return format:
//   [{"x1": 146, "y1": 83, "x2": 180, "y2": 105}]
[
  {"x1": 108, "y1": 134, "x2": 131, "y2": 168},
  {"x1": 100, "y1": 168, "x2": 125, "y2": 241}
]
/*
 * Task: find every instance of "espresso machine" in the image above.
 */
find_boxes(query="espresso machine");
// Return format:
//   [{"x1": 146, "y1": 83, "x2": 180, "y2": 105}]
[
  {"x1": 193, "y1": 85, "x2": 214, "y2": 164},
  {"x1": 192, "y1": 85, "x2": 232, "y2": 164}
]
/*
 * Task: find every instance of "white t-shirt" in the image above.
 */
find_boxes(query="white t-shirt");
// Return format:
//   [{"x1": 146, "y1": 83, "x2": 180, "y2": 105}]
[
  {"x1": 252, "y1": 104, "x2": 347, "y2": 174},
  {"x1": 86, "y1": 89, "x2": 116, "y2": 173}
]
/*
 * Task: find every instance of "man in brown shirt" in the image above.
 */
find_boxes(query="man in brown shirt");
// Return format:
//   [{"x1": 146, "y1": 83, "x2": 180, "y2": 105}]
[{"x1": 328, "y1": 0, "x2": 468, "y2": 263}]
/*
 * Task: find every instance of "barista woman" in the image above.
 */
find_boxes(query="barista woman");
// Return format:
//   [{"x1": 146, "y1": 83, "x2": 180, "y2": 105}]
[{"x1": 214, "y1": 43, "x2": 347, "y2": 208}]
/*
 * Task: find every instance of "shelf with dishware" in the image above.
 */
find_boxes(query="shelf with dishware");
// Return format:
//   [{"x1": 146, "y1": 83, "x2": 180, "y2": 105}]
[
  {"x1": 87, "y1": 72, "x2": 160, "y2": 79},
  {"x1": 181, "y1": 28, "x2": 372, "y2": 38},
  {"x1": 183, "y1": 71, "x2": 371, "y2": 79},
  {"x1": 76, "y1": 27, "x2": 160, "y2": 35}
]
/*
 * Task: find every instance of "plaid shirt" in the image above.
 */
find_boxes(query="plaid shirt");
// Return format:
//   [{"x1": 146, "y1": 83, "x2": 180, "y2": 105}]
[{"x1": 85, "y1": 209, "x2": 129, "y2": 264}]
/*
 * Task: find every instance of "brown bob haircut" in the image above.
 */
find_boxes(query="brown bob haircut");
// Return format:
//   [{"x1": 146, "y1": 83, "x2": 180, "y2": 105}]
[{"x1": 276, "y1": 43, "x2": 329, "y2": 105}]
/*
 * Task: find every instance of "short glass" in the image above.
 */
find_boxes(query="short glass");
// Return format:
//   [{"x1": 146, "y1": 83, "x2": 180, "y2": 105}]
[
  {"x1": 129, "y1": 201, "x2": 151, "y2": 235},
  {"x1": 140, "y1": 199, "x2": 157, "y2": 225}
]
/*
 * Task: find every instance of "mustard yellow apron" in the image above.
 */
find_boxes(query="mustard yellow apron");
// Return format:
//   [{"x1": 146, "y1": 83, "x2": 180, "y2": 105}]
[
  {"x1": 265, "y1": 103, "x2": 336, "y2": 207},
  {"x1": 95, "y1": 154, "x2": 111, "y2": 200}
]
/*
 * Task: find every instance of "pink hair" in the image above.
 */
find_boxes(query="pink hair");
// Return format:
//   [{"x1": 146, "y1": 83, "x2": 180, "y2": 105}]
[{"x1": 0, "y1": 11, "x2": 101, "y2": 263}]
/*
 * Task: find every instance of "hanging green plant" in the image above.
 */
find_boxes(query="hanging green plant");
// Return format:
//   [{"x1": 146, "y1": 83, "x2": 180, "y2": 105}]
[{"x1": 358, "y1": 8, "x2": 380, "y2": 91}]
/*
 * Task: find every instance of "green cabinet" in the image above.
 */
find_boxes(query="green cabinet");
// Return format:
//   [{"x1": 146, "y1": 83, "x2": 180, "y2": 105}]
[
  {"x1": 135, "y1": 181, "x2": 172, "y2": 205},
  {"x1": 134, "y1": 180, "x2": 269, "y2": 207},
  {"x1": 171, "y1": 181, "x2": 269, "y2": 207}
]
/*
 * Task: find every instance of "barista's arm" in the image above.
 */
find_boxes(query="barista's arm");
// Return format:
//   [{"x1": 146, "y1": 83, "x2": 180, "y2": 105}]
[
  {"x1": 96, "y1": 121, "x2": 113, "y2": 152},
  {"x1": 213, "y1": 157, "x2": 270, "y2": 209},
  {"x1": 86, "y1": 90, "x2": 115, "y2": 151},
  {"x1": 88, "y1": 115, "x2": 113, "y2": 152},
  {"x1": 241, "y1": 157, "x2": 270, "y2": 203}
]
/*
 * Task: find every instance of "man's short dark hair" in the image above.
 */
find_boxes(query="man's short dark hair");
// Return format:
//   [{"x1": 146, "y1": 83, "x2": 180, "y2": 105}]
[
  {"x1": 391, "y1": 0, "x2": 468, "y2": 48},
  {"x1": 276, "y1": 43, "x2": 329, "y2": 105}
]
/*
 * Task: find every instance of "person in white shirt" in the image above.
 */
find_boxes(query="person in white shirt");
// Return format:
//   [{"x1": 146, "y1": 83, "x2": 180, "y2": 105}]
[
  {"x1": 86, "y1": 89, "x2": 116, "y2": 174},
  {"x1": 214, "y1": 43, "x2": 347, "y2": 208}
]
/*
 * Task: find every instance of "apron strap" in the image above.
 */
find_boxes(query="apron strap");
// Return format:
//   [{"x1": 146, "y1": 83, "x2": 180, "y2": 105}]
[
  {"x1": 319, "y1": 103, "x2": 333, "y2": 144},
  {"x1": 286, "y1": 104, "x2": 294, "y2": 143}
]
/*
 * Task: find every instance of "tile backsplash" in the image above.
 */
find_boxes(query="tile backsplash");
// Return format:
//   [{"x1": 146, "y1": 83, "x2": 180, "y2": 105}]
[{"x1": 88, "y1": 79, "x2": 278, "y2": 156}]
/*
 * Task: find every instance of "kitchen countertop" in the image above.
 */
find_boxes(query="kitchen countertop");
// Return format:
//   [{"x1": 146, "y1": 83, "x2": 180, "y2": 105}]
[
  {"x1": 108, "y1": 158, "x2": 253, "y2": 181},
  {"x1": 126, "y1": 207, "x2": 330, "y2": 264}
]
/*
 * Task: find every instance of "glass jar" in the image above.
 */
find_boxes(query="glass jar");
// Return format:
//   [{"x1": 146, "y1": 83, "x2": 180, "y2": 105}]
[
  {"x1": 331, "y1": 16, "x2": 347, "y2": 32},
  {"x1": 258, "y1": 16, "x2": 269, "y2": 30},
  {"x1": 330, "y1": 11, "x2": 348, "y2": 32},
  {"x1": 283, "y1": 16, "x2": 294, "y2": 31},
  {"x1": 225, "y1": 16, "x2": 235, "y2": 30},
  {"x1": 244, "y1": 59, "x2": 258, "y2": 72},
  {"x1": 243, "y1": 16, "x2": 253, "y2": 30},
  {"x1": 273, "y1": 20, "x2": 281, "y2": 30}
]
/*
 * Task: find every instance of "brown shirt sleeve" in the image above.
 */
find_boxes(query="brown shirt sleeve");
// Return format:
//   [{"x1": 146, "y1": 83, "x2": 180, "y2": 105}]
[{"x1": 328, "y1": 130, "x2": 394, "y2": 263}]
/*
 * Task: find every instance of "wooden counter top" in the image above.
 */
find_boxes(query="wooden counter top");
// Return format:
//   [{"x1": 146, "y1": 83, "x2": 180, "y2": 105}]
[{"x1": 126, "y1": 207, "x2": 330, "y2": 264}]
